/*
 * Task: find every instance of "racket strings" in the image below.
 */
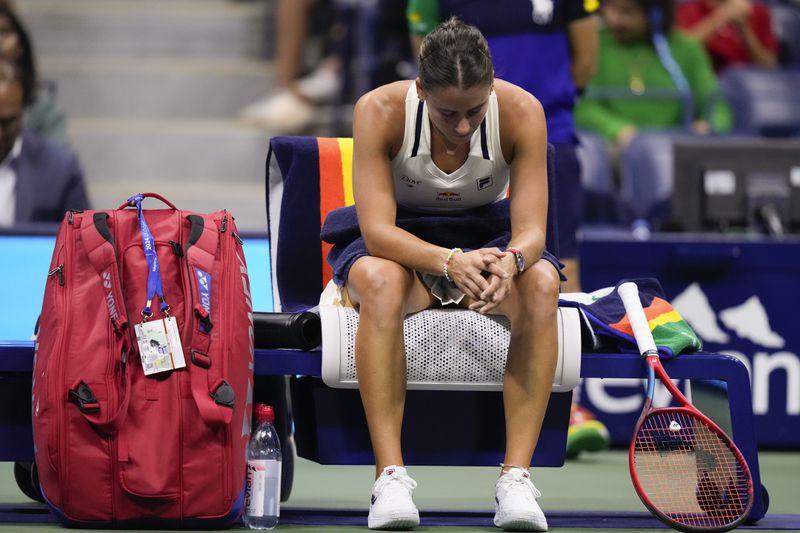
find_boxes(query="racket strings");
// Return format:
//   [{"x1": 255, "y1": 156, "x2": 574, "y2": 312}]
[{"x1": 633, "y1": 411, "x2": 750, "y2": 530}]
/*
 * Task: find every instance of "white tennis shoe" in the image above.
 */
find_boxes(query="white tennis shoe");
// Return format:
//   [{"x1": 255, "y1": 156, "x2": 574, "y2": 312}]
[
  {"x1": 296, "y1": 64, "x2": 340, "y2": 103},
  {"x1": 493, "y1": 467, "x2": 548, "y2": 531},
  {"x1": 368, "y1": 465, "x2": 420, "y2": 530},
  {"x1": 238, "y1": 90, "x2": 314, "y2": 134}
]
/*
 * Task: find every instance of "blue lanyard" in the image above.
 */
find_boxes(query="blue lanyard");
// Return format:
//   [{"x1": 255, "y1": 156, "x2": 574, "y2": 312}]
[
  {"x1": 128, "y1": 194, "x2": 169, "y2": 318},
  {"x1": 649, "y1": 8, "x2": 694, "y2": 130}
]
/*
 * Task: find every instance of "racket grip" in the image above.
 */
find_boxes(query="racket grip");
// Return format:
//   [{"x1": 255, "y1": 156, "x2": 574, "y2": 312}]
[{"x1": 618, "y1": 282, "x2": 659, "y2": 356}]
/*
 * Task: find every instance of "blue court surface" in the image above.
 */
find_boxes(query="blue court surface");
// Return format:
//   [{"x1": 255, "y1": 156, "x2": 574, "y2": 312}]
[{"x1": 1, "y1": 450, "x2": 797, "y2": 531}]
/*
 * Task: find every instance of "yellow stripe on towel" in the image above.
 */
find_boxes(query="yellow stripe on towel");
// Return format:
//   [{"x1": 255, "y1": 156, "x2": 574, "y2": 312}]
[{"x1": 338, "y1": 138, "x2": 355, "y2": 206}]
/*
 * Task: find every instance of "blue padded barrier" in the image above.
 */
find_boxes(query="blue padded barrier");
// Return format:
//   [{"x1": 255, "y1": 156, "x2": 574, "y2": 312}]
[
  {"x1": 720, "y1": 67, "x2": 800, "y2": 137},
  {"x1": 771, "y1": 4, "x2": 800, "y2": 67}
]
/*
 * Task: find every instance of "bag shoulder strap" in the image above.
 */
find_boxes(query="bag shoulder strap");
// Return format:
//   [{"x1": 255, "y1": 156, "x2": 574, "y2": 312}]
[
  {"x1": 75, "y1": 211, "x2": 133, "y2": 433},
  {"x1": 185, "y1": 213, "x2": 233, "y2": 426}
]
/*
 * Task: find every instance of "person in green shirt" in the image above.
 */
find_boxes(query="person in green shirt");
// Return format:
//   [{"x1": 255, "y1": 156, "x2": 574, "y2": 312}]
[{"x1": 575, "y1": 0, "x2": 732, "y2": 148}]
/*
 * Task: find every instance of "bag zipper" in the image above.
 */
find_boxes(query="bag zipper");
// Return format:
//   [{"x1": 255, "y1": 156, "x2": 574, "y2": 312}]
[
  {"x1": 47, "y1": 264, "x2": 65, "y2": 286},
  {"x1": 221, "y1": 224, "x2": 247, "y2": 503},
  {"x1": 56, "y1": 225, "x2": 75, "y2": 512},
  {"x1": 40, "y1": 242, "x2": 66, "y2": 473}
]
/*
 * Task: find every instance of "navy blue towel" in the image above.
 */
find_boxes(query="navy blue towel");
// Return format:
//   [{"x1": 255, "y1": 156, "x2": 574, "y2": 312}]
[{"x1": 321, "y1": 199, "x2": 562, "y2": 286}]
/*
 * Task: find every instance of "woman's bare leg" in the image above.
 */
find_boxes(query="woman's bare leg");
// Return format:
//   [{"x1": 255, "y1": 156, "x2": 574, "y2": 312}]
[
  {"x1": 346, "y1": 257, "x2": 435, "y2": 478},
  {"x1": 465, "y1": 259, "x2": 561, "y2": 469}
]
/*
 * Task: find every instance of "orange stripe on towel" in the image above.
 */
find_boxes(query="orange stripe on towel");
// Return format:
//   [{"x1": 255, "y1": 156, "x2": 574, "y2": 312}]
[{"x1": 318, "y1": 138, "x2": 346, "y2": 287}]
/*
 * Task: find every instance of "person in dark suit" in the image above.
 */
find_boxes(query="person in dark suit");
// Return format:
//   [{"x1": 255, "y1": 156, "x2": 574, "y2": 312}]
[
  {"x1": 0, "y1": 60, "x2": 89, "y2": 227},
  {"x1": 0, "y1": 4, "x2": 68, "y2": 144}
]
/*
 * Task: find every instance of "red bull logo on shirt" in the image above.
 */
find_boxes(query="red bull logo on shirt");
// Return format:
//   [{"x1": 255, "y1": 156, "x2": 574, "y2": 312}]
[{"x1": 436, "y1": 192, "x2": 462, "y2": 202}]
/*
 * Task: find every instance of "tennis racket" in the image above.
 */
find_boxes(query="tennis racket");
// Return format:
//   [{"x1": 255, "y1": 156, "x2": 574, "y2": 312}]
[{"x1": 618, "y1": 281, "x2": 753, "y2": 532}]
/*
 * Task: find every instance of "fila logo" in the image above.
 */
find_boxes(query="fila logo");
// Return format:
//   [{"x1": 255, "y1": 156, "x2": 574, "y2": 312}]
[
  {"x1": 102, "y1": 271, "x2": 112, "y2": 289},
  {"x1": 477, "y1": 176, "x2": 493, "y2": 190}
]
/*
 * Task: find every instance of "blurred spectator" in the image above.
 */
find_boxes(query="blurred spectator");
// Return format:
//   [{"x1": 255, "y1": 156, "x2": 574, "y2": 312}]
[
  {"x1": 407, "y1": 0, "x2": 599, "y2": 293},
  {"x1": 676, "y1": 0, "x2": 778, "y2": 73},
  {"x1": 239, "y1": 0, "x2": 341, "y2": 134},
  {"x1": 0, "y1": 60, "x2": 89, "y2": 227},
  {"x1": 575, "y1": 0, "x2": 732, "y2": 149},
  {"x1": 371, "y1": 0, "x2": 416, "y2": 88},
  {"x1": 0, "y1": 5, "x2": 68, "y2": 144}
]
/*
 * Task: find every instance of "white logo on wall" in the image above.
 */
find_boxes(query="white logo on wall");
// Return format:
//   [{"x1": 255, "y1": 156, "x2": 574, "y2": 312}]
[
  {"x1": 673, "y1": 283, "x2": 784, "y2": 348},
  {"x1": 586, "y1": 283, "x2": 799, "y2": 416},
  {"x1": 529, "y1": 0, "x2": 553, "y2": 24}
]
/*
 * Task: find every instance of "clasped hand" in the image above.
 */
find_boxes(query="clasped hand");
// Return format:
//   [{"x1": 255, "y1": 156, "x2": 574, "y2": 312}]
[{"x1": 446, "y1": 248, "x2": 516, "y2": 314}]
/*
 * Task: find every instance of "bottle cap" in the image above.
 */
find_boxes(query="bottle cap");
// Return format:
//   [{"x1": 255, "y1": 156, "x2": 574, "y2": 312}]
[{"x1": 254, "y1": 404, "x2": 275, "y2": 424}]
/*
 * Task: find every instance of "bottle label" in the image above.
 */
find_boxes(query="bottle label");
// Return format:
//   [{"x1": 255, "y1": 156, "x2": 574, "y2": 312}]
[{"x1": 245, "y1": 459, "x2": 282, "y2": 517}]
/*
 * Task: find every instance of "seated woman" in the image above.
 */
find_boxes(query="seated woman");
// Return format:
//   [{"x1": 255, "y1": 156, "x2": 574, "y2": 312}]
[
  {"x1": 575, "y1": 0, "x2": 733, "y2": 149},
  {"x1": 322, "y1": 17, "x2": 561, "y2": 532}
]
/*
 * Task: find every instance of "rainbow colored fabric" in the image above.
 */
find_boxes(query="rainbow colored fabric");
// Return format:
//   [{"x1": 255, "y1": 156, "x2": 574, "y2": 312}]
[{"x1": 567, "y1": 278, "x2": 701, "y2": 358}]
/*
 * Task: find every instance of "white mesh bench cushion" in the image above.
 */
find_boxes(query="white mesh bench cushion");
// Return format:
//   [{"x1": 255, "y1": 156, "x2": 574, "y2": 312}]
[{"x1": 319, "y1": 283, "x2": 582, "y2": 392}]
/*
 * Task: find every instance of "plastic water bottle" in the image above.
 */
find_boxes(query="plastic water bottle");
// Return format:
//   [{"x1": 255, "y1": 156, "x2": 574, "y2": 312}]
[{"x1": 243, "y1": 404, "x2": 282, "y2": 530}]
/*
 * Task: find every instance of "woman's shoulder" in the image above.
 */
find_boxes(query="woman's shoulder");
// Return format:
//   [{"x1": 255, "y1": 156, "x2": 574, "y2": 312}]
[
  {"x1": 493, "y1": 79, "x2": 545, "y2": 154},
  {"x1": 494, "y1": 79, "x2": 544, "y2": 121},
  {"x1": 353, "y1": 81, "x2": 412, "y2": 147},
  {"x1": 355, "y1": 81, "x2": 412, "y2": 119}
]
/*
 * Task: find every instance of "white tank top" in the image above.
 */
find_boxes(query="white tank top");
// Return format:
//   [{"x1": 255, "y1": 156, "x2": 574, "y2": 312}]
[{"x1": 390, "y1": 82, "x2": 510, "y2": 213}]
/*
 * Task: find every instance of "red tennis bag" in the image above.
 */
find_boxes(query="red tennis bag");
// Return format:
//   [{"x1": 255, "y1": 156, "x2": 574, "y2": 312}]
[{"x1": 32, "y1": 193, "x2": 254, "y2": 527}]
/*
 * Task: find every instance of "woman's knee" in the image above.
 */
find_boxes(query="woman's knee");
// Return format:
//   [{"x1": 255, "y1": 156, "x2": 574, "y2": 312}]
[
  {"x1": 518, "y1": 260, "x2": 561, "y2": 316},
  {"x1": 348, "y1": 257, "x2": 414, "y2": 314}
]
